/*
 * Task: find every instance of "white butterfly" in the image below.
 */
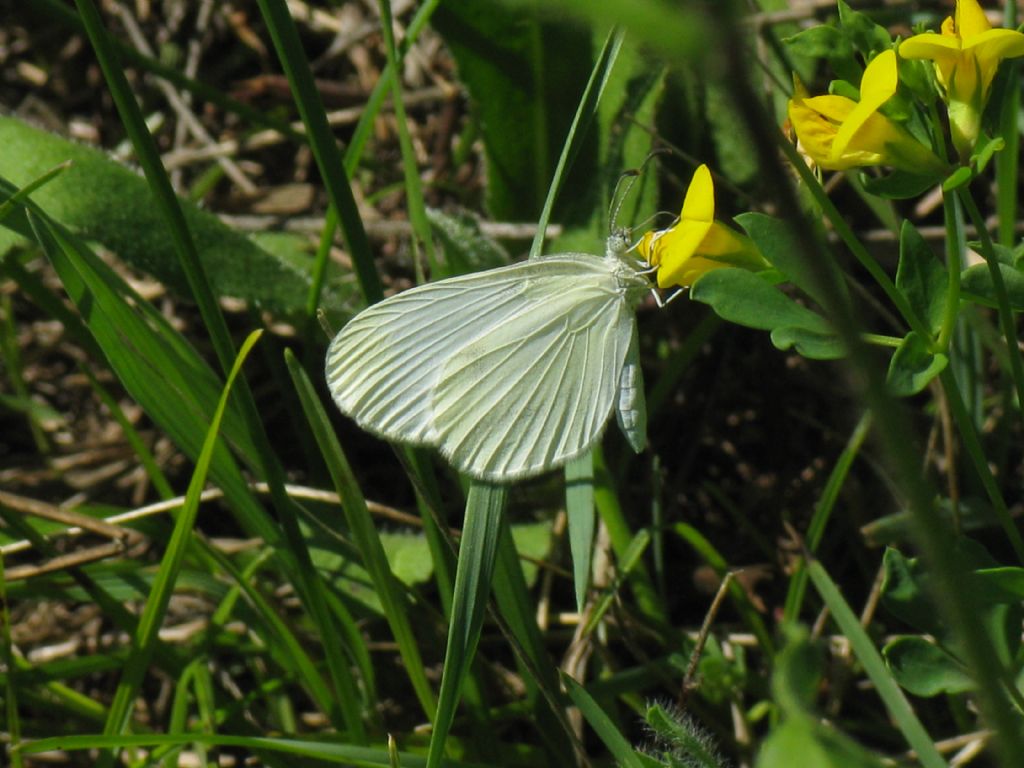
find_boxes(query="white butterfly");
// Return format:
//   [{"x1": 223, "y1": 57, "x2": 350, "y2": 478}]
[{"x1": 325, "y1": 232, "x2": 653, "y2": 482}]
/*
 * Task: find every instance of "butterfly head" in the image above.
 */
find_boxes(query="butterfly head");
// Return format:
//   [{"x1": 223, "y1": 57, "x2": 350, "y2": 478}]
[{"x1": 605, "y1": 227, "x2": 632, "y2": 259}]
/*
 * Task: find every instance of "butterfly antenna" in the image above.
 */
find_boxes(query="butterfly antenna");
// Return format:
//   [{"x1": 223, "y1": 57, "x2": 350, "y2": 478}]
[
  {"x1": 608, "y1": 168, "x2": 641, "y2": 235},
  {"x1": 316, "y1": 308, "x2": 335, "y2": 339},
  {"x1": 609, "y1": 148, "x2": 670, "y2": 234}
]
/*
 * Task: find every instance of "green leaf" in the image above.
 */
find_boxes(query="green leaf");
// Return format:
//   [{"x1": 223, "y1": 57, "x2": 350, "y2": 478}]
[
  {"x1": 896, "y1": 221, "x2": 947, "y2": 335},
  {"x1": 785, "y1": 22, "x2": 861, "y2": 85},
  {"x1": 960, "y1": 261, "x2": 1024, "y2": 309},
  {"x1": 942, "y1": 166, "x2": 973, "y2": 191},
  {"x1": 837, "y1": 0, "x2": 894, "y2": 60},
  {"x1": 547, "y1": 31, "x2": 664, "y2": 255},
  {"x1": 286, "y1": 348, "x2": 436, "y2": 720},
  {"x1": 886, "y1": 332, "x2": 947, "y2": 396},
  {"x1": 881, "y1": 540, "x2": 1020, "y2": 666},
  {"x1": 0, "y1": 116, "x2": 345, "y2": 317},
  {"x1": 771, "y1": 627, "x2": 823, "y2": 716},
  {"x1": 860, "y1": 171, "x2": 940, "y2": 200},
  {"x1": 690, "y1": 269, "x2": 842, "y2": 359},
  {"x1": 883, "y1": 636, "x2": 974, "y2": 696},
  {"x1": 757, "y1": 715, "x2": 888, "y2": 768},
  {"x1": 970, "y1": 566, "x2": 1024, "y2": 602},
  {"x1": 769, "y1": 326, "x2": 846, "y2": 360},
  {"x1": 431, "y1": 5, "x2": 594, "y2": 222},
  {"x1": 972, "y1": 134, "x2": 1005, "y2": 175},
  {"x1": 426, "y1": 208, "x2": 510, "y2": 277},
  {"x1": 735, "y1": 212, "x2": 831, "y2": 306},
  {"x1": 642, "y1": 702, "x2": 728, "y2": 768},
  {"x1": 879, "y1": 547, "x2": 949, "y2": 641}
]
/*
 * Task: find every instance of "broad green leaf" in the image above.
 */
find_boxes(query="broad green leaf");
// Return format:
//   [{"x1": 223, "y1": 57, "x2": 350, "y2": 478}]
[
  {"x1": 690, "y1": 268, "x2": 841, "y2": 359},
  {"x1": 736, "y1": 212, "x2": 834, "y2": 307},
  {"x1": 837, "y1": 0, "x2": 893, "y2": 60},
  {"x1": 431, "y1": 5, "x2": 593, "y2": 222},
  {"x1": 771, "y1": 627, "x2": 822, "y2": 716},
  {"x1": 861, "y1": 171, "x2": 940, "y2": 200},
  {"x1": 769, "y1": 326, "x2": 845, "y2": 360},
  {"x1": 785, "y1": 24, "x2": 858, "y2": 79},
  {"x1": 970, "y1": 566, "x2": 1024, "y2": 602},
  {"x1": 961, "y1": 262, "x2": 1024, "y2": 309},
  {"x1": 426, "y1": 208, "x2": 510, "y2": 278},
  {"x1": 879, "y1": 547, "x2": 950, "y2": 642},
  {"x1": 896, "y1": 221, "x2": 947, "y2": 335},
  {"x1": 861, "y1": 497, "x2": 1001, "y2": 547},
  {"x1": 883, "y1": 636, "x2": 973, "y2": 696},
  {"x1": 0, "y1": 115, "x2": 345, "y2": 316},
  {"x1": 886, "y1": 332, "x2": 947, "y2": 396},
  {"x1": 881, "y1": 541, "x2": 1020, "y2": 666},
  {"x1": 757, "y1": 715, "x2": 888, "y2": 768}
]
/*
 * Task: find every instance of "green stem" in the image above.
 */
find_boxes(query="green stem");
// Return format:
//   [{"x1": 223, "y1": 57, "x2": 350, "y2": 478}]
[
  {"x1": 777, "y1": 140, "x2": 931, "y2": 341},
  {"x1": 861, "y1": 333, "x2": 903, "y2": 348},
  {"x1": 955, "y1": 186, "x2": 1024, "y2": 418},
  {"x1": 939, "y1": 368, "x2": 1024, "y2": 564},
  {"x1": 936, "y1": 190, "x2": 963, "y2": 351}
]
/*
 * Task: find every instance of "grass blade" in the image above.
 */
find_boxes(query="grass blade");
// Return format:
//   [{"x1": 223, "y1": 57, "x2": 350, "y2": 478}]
[
  {"x1": 805, "y1": 558, "x2": 947, "y2": 768},
  {"x1": 425, "y1": 482, "x2": 506, "y2": 768},
  {"x1": 253, "y1": 0, "x2": 380, "y2": 304},
  {"x1": 101, "y1": 328, "x2": 263, "y2": 739},
  {"x1": 529, "y1": 26, "x2": 625, "y2": 259},
  {"x1": 565, "y1": 453, "x2": 596, "y2": 612},
  {"x1": 285, "y1": 348, "x2": 437, "y2": 721}
]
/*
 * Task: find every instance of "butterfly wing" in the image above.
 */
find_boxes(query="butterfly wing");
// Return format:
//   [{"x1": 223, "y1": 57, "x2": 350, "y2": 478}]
[
  {"x1": 431, "y1": 267, "x2": 638, "y2": 480},
  {"x1": 614, "y1": 324, "x2": 647, "y2": 454},
  {"x1": 325, "y1": 255, "x2": 618, "y2": 456}
]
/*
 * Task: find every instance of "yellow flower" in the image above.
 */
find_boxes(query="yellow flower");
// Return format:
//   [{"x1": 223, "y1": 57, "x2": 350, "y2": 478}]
[
  {"x1": 637, "y1": 164, "x2": 767, "y2": 290},
  {"x1": 787, "y1": 50, "x2": 947, "y2": 173},
  {"x1": 900, "y1": 0, "x2": 1024, "y2": 157}
]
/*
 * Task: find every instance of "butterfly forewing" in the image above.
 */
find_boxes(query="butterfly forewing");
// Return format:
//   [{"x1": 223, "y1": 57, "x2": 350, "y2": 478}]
[
  {"x1": 326, "y1": 267, "x2": 532, "y2": 444},
  {"x1": 327, "y1": 256, "x2": 606, "y2": 443}
]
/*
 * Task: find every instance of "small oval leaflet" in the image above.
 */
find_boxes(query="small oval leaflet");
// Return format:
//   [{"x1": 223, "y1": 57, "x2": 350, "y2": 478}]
[{"x1": 325, "y1": 234, "x2": 652, "y2": 482}]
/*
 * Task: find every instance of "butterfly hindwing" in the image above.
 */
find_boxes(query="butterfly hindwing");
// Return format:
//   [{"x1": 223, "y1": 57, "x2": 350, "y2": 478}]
[
  {"x1": 432, "y1": 275, "x2": 636, "y2": 480},
  {"x1": 614, "y1": 323, "x2": 647, "y2": 454}
]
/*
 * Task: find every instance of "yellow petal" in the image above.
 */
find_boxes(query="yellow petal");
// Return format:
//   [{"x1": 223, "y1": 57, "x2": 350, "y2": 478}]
[
  {"x1": 699, "y1": 222, "x2": 752, "y2": 257},
  {"x1": 899, "y1": 32, "x2": 963, "y2": 60},
  {"x1": 964, "y1": 28, "x2": 1024, "y2": 79},
  {"x1": 658, "y1": 254, "x2": 725, "y2": 289},
  {"x1": 802, "y1": 94, "x2": 856, "y2": 122},
  {"x1": 648, "y1": 218, "x2": 712, "y2": 271},
  {"x1": 955, "y1": 0, "x2": 991, "y2": 38},
  {"x1": 832, "y1": 50, "x2": 897, "y2": 161},
  {"x1": 858, "y1": 49, "x2": 899, "y2": 108},
  {"x1": 681, "y1": 163, "x2": 715, "y2": 223}
]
